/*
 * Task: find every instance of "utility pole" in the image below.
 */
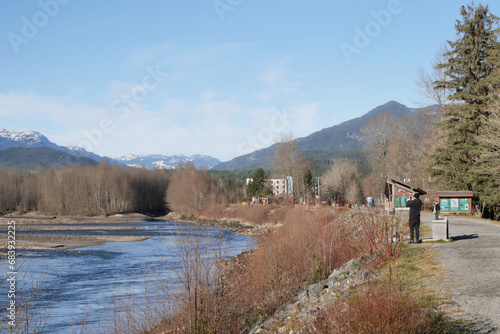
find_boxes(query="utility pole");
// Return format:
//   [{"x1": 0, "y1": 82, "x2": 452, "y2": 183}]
[{"x1": 315, "y1": 177, "x2": 321, "y2": 199}]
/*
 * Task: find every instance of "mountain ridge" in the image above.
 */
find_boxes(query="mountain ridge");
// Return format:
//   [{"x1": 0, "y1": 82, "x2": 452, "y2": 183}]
[
  {"x1": 0, "y1": 129, "x2": 221, "y2": 170},
  {"x1": 0, "y1": 128, "x2": 114, "y2": 163},
  {"x1": 213, "y1": 101, "x2": 416, "y2": 170},
  {"x1": 0, "y1": 147, "x2": 98, "y2": 169},
  {"x1": 1, "y1": 101, "x2": 419, "y2": 171}
]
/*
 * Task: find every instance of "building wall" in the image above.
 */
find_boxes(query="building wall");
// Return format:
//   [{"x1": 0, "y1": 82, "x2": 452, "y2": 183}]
[{"x1": 270, "y1": 179, "x2": 286, "y2": 195}]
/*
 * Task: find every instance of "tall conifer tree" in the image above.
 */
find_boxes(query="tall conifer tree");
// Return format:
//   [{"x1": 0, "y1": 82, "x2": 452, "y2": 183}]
[{"x1": 430, "y1": 4, "x2": 500, "y2": 204}]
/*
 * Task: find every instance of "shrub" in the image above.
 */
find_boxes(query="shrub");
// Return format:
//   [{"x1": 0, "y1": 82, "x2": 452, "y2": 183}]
[
  {"x1": 150, "y1": 209, "x2": 408, "y2": 333},
  {"x1": 310, "y1": 284, "x2": 447, "y2": 334},
  {"x1": 201, "y1": 204, "x2": 291, "y2": 225}
]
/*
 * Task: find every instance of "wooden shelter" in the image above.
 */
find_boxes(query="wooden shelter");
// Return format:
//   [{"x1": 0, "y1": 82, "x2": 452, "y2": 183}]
[{"x1": 385, "y1": 178, "x2": 426, "y2": 211}]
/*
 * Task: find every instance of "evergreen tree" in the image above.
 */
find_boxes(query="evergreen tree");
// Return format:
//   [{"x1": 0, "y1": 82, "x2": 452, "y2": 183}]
[
  {"x1": 246, "y1": 168, "x2": 266, "y2": 197},
  {"x1": 429, "y1": 4, "x2": 500, "y2": 205}
]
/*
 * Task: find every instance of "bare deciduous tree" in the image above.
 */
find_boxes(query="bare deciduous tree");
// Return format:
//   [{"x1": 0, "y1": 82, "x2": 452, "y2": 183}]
[
  {"x1": 322, "y1": 162, "x2": 363, "y2": 204},
  {"x1": 362, "y1": 111, "x2": 430, "y2": 199},
  {"x1": 269, "y1": 133, "x2": 309, "y2": 203},
  {"x1": 0, "y1": 164, "x2": 169, "y2": 216},
  {"x1": 416, "y1": 44, "x2": 451, "y2": 117},
  {"x1": 362, "y1": 112, "x2": 397, "y2": 192},
  {"x1": 166, "y1": 163, "x2": 216, "y2": 217}
]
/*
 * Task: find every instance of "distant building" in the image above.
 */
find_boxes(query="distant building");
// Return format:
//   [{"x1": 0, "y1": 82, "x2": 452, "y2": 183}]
[
  {"x1": 245, "y1": 177, "x2": 289, "y2": 197},
  {"x1": 269, "y1": 178, "x2": 286, "y2": 195}
]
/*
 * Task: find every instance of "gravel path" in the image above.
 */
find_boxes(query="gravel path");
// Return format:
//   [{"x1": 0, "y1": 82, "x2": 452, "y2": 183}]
[{"x1": 419, "y1": 213, "x2": 500, "y2": 333}]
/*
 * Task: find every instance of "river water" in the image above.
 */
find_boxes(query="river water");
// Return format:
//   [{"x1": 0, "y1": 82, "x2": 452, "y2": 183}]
[{"x1": 0, "y1": 221, "x2": 256, "y2": 333}]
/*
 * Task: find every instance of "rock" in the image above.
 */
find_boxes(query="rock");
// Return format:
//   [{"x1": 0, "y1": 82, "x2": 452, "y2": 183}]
[{"x1": 249, "y1": 255, "x2": 377, "y2": 333}]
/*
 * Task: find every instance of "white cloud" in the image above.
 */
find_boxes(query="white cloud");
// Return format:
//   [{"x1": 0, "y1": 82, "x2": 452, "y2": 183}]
[
  {"x1": 0, "y1": 91, "x2": 322, "y2": 161},
  {"x1": 258, "y1": 56, "x2": 302, "y2": 100},
  {"x1": 0, "y1": 92, "x2": 107, "y2": 130},
  {"x1": 288, "y1": 103, "x2": 321, "y2": 138},
  {"x1": 262, "y1": 67, "x2": 287, "y2": 85},
  {"x1": 201, "y1": 90, "x2": 219, "y2": 101},
  {"x1": 256, "y1": 91, "x2": 275, "y2": 102},
  {"x1": 126, "y1": 43, "x2": 173, "y2": 69}
]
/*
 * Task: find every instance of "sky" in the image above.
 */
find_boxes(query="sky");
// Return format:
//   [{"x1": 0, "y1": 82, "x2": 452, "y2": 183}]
[{"x1": 1, "y1": 0, "x2": 499, "y2": 162}]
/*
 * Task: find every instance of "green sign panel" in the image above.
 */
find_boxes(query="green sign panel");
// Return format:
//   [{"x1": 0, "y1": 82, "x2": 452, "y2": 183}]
[
  {"x1": 440, "y1": 198, "x2": 450, "y2": 212},
  {"x1": 440, "y1": 197, "x2": 471, "y2": 212},
  {"x1": 395, "y1": 196, "x2": 408, "y2": 207},
  {"x1": 460, "y1": 198, "x2": 470, "y2": 211}
]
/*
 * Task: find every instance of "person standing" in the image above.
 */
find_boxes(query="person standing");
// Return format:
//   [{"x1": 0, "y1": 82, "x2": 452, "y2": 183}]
[
  {"x1": 406, "y1": 193, "x2": 423, "y2": 243},
  {"x1": 433, "y1": 199, "x2": 441, "y2": 220}
]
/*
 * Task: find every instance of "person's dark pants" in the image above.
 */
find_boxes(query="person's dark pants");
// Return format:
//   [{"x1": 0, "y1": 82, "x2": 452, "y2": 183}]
[
  {"x1": 435, "y1": 211, "x2": 439, "y2": 220},
  {"x1": 409, "y1": 220, "x2": 420, "y2": 242}
]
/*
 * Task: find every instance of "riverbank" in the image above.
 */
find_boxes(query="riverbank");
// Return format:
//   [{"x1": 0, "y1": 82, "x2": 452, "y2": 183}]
[
  {"x1": 7, "y1": 234, "x2": 150, "y2": 251},
  {"x1": 164, "y1": 212, "x2": 279, "y2": 235},
  {"x1": 1, "y1": 212, "x2": 161, "y2": 250},
  {"x1": 0, "y1": 210, "x2": 268, "y2": 251},
  {"x1": 4, "y1": 208, "x2": 491, "y2": 332}
]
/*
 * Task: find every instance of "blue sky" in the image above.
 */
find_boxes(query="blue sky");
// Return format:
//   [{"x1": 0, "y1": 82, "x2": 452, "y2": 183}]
[{"x1": 1, "y1": 0, "x2": 499, "y2": 161}]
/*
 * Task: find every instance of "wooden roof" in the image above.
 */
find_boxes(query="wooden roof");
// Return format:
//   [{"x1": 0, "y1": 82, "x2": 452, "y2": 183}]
[
  {"x1": 387, "y1": 178, "x2": 427, "y2": 195},
  {"x1": 436, "y1": 191, "x2": 473, "y2": 197}
]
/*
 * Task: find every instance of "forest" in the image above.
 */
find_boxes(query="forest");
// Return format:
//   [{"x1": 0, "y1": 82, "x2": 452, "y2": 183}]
[{"x1": 0, "y1": 164, "x2": 169, "y2": 215}]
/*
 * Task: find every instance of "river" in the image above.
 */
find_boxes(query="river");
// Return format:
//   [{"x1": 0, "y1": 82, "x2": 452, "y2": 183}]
[{"x1": 0, "y1": 221, "x2": 256, "y2": 333}]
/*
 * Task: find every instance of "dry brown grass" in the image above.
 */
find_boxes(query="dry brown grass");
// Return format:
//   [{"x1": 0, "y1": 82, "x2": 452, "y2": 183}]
[
  {"x1": 310, "y1": 283, "x2": 447, "y2": 334},
  {"x1": 201, "y1": 203, "x2": 291, "y2": 225},
  {"x1": 307, "y1": 244, "x2": 463, "y2": 334},
  {"x1": 144, "y1": 208, "x2": 410, "y2": 333}
]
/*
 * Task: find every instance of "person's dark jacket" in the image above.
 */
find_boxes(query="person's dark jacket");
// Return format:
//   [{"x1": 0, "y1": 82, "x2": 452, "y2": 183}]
[{"x1": 406, "y1": 198, "x2": 423, "y2": 224}]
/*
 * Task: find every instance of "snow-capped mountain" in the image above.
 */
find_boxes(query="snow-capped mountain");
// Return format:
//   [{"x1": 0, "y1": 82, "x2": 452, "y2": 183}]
[
  {"x1": 117, "y1": 154, "x2": 221, "y2": 170},
  {"x1": 61, "y1": 144, "x2": 109, "y2": 162},
  {"x1": 0, "y1": 129, "x2": 220, "y2": 170},
  {"x1": 0, "y1": 128, "x2": 113, "y2": 163},
  {"x1": 0, "y1": 128, "x2": 59, "y2": 150}
]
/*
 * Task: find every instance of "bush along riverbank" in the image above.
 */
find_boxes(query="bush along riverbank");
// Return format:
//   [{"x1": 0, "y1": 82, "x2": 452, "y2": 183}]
[
  {"x1": 248, "y1": 248, "x2": 453, "y2": 334},
  {"x1": 1, "y1": 206, "x2": 473, "y2": 333},
  {"x1": 138, "y1": 208, "x2": 458, "y2": 333},
  {"x1": 166, "y1": 204, "x2": 293, "y2": 235}
]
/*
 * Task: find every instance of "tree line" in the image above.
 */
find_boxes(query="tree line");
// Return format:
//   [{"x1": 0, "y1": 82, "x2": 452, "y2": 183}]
[
  {"x1": 0, "y1": 162, "x2": 245, "y2": 217},
  {"x1": 0, "y1": 164, "x2": 169, "y2": 215}
]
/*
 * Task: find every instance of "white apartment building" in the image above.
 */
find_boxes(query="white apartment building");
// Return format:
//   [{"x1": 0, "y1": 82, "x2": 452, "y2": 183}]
[
  {"x1": 269, "y1": 178, "x2": 286, "y2": 195},
  {"x1": 246, "y1": 178, "x2": 288, "y2": 196}
]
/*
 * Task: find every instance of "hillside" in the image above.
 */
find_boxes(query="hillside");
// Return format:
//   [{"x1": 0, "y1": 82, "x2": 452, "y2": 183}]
[
  {"x1": 0, "y1": 129, "x2": 223, "y2": 170},
  {"x1": 213, "y1": 101, "x2": 415, "y2": 170},
  {"x1": 0, "y1": 147, "x2": 98, "y2": 169},
  {"x1": 296, "y1": 100, "x2": 415, "y2": 151},
  {"x1": 0, "y1": 128, "x2": 113, "y2": 163}
]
